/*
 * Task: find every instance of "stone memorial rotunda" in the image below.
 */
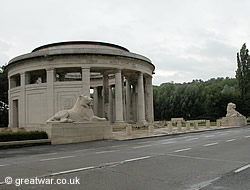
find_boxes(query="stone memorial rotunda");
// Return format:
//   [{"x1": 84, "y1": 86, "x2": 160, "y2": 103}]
[{"x1": 6, "y1": 41, "x2": 155, "y2": 130}]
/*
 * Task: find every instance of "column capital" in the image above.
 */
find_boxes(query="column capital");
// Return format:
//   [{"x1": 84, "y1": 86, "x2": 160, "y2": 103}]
[
  {"x1": 115, "y1": 69, "x2": 122, "y2": 74},
  {"x1": 136, "y1": 71, "x2": 144, "y2": 78},
  {"x1": 46, "y1": 67, "x2": 55, "y2": 71},
  {"x1": 145, "y1": 75, "x2": 153, "y2": 79},
  {"x1": 81, "y1": 67, "x2": 90, "y2": 70},
  {"x1": 102, "y1": 71, "x2": 110, "y2": 76}
]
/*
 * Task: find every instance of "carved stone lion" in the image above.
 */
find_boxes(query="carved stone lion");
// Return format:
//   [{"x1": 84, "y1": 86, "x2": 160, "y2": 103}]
[
  {"x1": 47, "y1": 95, "x2": 106, "y2": 123},
  {"x1": 226, "y1": 102, "x2": 243, "y2": 117}
]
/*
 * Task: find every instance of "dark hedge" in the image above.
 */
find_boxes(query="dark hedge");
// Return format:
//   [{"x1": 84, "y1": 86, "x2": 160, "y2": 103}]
[{"x1": 0, "y1": 131, "x2": 48, "y2": 142}]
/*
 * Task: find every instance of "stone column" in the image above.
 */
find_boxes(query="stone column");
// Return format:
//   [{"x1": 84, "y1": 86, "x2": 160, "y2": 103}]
[
  {"x1": 194, "y1": 121, "x2": 198, "y2": 130},
  {"x1": 122, "y1": 75, "x2": 126, "y2": 121},
  {"x1": 206, "y1": 120, "x2": 210, "y2": 129},
  {"x1": 109, "y1": 87, "x2": 113, "y2": 123},
  {"x1": 97, "y1": 86, "x2": 103, "y2": 117},
  {"x1": 103, "y1": 73, "x2": 110, "y2": 120},
  {"x1": 168, "y1": 122, "x2": 173, "y2": 134},
  {"x1": 217, "y1": 119, "x2": 221, "y2": 128},
  {"x1": 93, "y1": 87, "x2": 98, "y2": 116},
  {"x1": 186, "y1": 121, "x2": 191, "y2": 131},
  {"x1": 126, "y1": 79, "x2": 131, "y2": 122},
  {"x1": 131, "y1": 83, "x2": 137, "y2": 122},
  {"x1": 46, "y1": 68, "x2": 55, "y2": 120},
  {"x1": 145, "y1": 76, "x2": 154, "y2": 123},
  {"x1": 19, "y1": 72, "x2": 26, "y2": 128},
  {"x1": 82, "y1": 68, "x2": 90, "y2": 97},
  {"x1": 177, "y1": 121, "x2": 182, "y2": 132},
  {"x1": 137, "y1": 72, "x2": 146, "y2": 124},
  {"x1": 115, "y1": 70, "x2": 124, "y2": 123},
  {"x1": 148, "y1": 124, "x2": 154, "y2": 135},
  {"x1": 126, "y1": 124, "x2": 132, "y2": 136}
]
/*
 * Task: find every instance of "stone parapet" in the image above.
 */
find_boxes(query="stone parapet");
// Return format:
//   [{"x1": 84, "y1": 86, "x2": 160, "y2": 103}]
[
  {"x1": 221, "y1": 117, "x2": 247, "y2": 127},
  {"x1": 45, "y1": 122, "x2": 112, "y2": 144}
]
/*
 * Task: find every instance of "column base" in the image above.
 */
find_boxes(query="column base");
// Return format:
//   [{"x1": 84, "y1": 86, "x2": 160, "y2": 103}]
[
  {"x1": 137, "y1": 120, "x2": 148, "y2": 126},
  {"x1": 112, "y1": 121, "x2": 127, "y2": 130}
]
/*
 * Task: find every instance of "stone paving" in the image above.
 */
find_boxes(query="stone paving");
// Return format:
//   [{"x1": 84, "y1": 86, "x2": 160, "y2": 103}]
[{"x1": 111, "y1": 125, "x2": 240, "y2": 141}]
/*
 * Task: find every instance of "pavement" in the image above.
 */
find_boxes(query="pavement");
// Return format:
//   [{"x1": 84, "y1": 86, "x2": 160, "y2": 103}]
[
  {"x1": 0, "y1": 125, "x2": 249, "y2": 189},
  {"x1": 111, "y1": 124, "x2": 241, "y2": 140},
  {"x1": 0, "y1": 124, "x2": 229, "y2": 148}
]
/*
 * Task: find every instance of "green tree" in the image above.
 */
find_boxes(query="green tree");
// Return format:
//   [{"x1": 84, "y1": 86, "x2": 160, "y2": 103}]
[
  {"x1": 0, "y1": 64, "x2": 8, "y2": 127},
  {"x1": 153, "y1": 77, "x2": 241, "y2": 121},
  {"x1": 236, "y1": 43, "x2": 250, "y2": 116}
]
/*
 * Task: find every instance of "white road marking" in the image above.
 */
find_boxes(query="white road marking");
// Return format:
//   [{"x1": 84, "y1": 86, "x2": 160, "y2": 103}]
[
  {"x1": 133, "y1": 145, "x2": 152, "y2": 149},
  {"x1": 185, "y1": 138, "x2": 199, "y2": 141},
  {"x1": 47, "y1": 156, "x2": 152, "y2": 177},
  {"x1": 204, "y1": 135, "x2": 215, "y2": 138},
  {"x1": 30, "y1": 153, "x2": 57, "y2": 157},
  {"x1": 161, "y1": 141, "x2": 175, "y2": 145},
  {"x1": 95, "y1": 150, "x2": 119, "y2": 154},
  {"x1": 219, "y1": 133, "x2": 228, "y2": 135},
  {"x1": 244, "y1": 135, "x2": 250, "y2": 138},
  {"x1": 203, "y1": 142, "x2": 218, "y2": 147},
  {"x1": 122, "y1": 156, "x2": 152, "y2": 163},
  {"x1": 40, "y1": 155, "x2": 75, "y2": 161},
  {"x1": 111, "y1": 145, "x2": 126, "y2": 148},
  {"x1": 226, "y1": 139, "x2": 236, "y2": 142},
  {"x1": 187, "y1": 177, "x2": 220, "y2": 190},
  {"x1": 74, "y1": 148, "x2": 95, "y2": 152},
  {"x1": 0, "y1": 164, "x2": 10, "y2": 167},
  {"x1": 172, "y1": 148, "x2": 192, "y2": 153},
  {"x1": 49, "y1": 166, "x2": 95, "y2": 176},
  {"x1": 234, "y1": 164, "x2": 250, "y2": 173},
  {"x1": 167, "y1": 154, "x2": 247, "y2": 164}
]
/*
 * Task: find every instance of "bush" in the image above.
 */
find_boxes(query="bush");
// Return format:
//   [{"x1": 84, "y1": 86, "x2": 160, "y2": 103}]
[{"x1": 0, "y1": 131, "x2": 48, "y2": 142}]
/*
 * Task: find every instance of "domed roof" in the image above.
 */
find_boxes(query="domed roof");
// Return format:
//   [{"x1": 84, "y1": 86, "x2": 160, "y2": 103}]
[{"x1": 32, "y1": 41, "x2": 129, "y2": 52}]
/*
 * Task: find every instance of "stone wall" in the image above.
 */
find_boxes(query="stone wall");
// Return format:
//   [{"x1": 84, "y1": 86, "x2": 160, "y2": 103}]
[{"x1": 45, "y1": 122, "x2": 112, "y2": 144}]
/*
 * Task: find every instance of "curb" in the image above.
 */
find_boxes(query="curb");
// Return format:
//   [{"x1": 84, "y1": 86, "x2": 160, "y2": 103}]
[{"x1": 112, "y1": 125, "x2": 250, "y2": 141}]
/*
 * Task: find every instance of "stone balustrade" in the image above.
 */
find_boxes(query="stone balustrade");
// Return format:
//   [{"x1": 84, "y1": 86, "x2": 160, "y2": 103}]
[{"x1": 121, "y1": 118, "x2": 240, "y2": 137}]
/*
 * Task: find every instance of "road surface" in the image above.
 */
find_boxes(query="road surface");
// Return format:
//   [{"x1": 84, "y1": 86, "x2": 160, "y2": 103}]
[{"x1": 0, "y1": 126, "x2": 249, "y2": 189}]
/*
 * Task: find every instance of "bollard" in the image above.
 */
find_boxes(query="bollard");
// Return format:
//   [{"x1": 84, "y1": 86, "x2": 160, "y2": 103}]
[
  {"x1": 148, "y1": 124, "x2": 154, "y2": 135},
  {"x1": 206, "y1": 120, "x2": 210, "y2": 129},
  {"x1": 163, "y1": 120, "x2": 166, "y2": 126},
  {"x1": 186, "y1": 121, "x2": 190, "y2": 132},
  {"x1": 177, "y1": 121, "x2": 182, "y2": 132},
  {"x1": 194, "y1": 121, "x2": 198, "y2": 130},
  {"x1": 216, "y1": 119, "x2": 221, "y2": 128},
  {"x1": 126, "y1": 124, "x2": 132, "y2": 136},
  {"x1": 168, "y1": 122, "x2": 173, "y2": 134}
]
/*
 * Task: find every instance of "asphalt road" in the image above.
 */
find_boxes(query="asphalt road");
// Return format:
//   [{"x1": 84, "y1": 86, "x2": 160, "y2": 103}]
[{"x1": 0, "y1": 126, "x2": 249, "y2": 190}]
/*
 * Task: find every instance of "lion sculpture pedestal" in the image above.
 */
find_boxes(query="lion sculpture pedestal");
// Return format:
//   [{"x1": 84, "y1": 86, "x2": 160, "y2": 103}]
[
  {"x1": 45, "y1": 95, "x2": 112, "y2": 144},
  {"x1": 221, "y1": 103, "x2": 247, "y2": 127}
]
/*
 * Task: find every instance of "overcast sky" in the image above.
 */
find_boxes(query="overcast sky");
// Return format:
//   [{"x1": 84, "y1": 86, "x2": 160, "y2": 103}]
[{"x1": 0, "y1": 0, "x2": 250, "y2": 85}]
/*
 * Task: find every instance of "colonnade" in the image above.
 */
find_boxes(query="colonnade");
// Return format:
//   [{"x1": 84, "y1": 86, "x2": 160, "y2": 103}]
[
  {"x1": 91, "y1": 70, "x2": 154, "y2": 125},
  {"x1": 8, "y1": 67, "x2": 154, "y2": 128}
]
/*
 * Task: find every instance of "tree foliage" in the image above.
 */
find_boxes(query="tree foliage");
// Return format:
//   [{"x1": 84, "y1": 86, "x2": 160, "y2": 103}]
[
  {"x1": 153, "y1": 77, "x2": 241, "y2": 121},
  {"x1": 236, "y1": 43, "x2": 250, "y2": 116},
  {"x1": 0, "y1": 64, "x2": 8, "y2": 127}
]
